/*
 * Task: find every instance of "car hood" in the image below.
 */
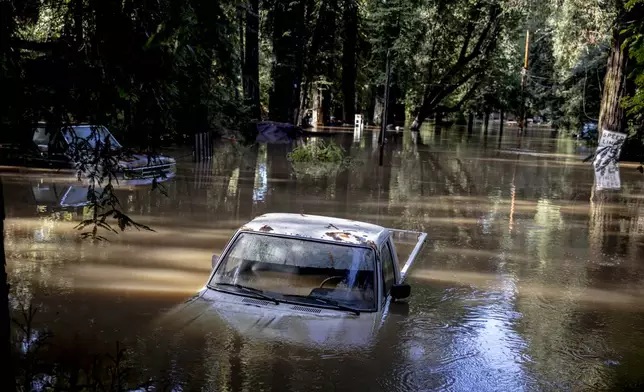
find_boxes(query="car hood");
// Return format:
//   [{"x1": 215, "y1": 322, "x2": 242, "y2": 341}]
[
  {"x1": 156, "y1": 288, "x2": 381, "y2": 349},
  {"x1": 118, "y1": 153, "x2": 175, "y2": 169}
]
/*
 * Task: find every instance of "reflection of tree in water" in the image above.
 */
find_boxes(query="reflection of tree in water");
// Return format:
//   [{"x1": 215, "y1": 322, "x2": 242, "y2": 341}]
[
  {"x1": 3, "y1": 181, "x2": 86, "y2": 308},
  {"x1": 118, "y1": 142, "x2": 261, "y2": 224},
  {"x1": 512, "y1": 186, "x2": 644, "y2": 390},
  {"x1": 381, "y1": 127, "x2": 644, "y2": 389},
  {"x1": 387, "y1": 130, "x2": 494, "y2": 254},
  {"x1": 588, "y1": 190, "x2": 644, "y2": 263}
]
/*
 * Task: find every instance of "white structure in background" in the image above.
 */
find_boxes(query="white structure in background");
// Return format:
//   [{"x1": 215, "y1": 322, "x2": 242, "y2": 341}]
[
  {"x1": 594, "y1": 130, "x2": 626, "y2": 190},
  {"x1": 354, "y1": 114, "x2": 364, "y2": 143},
  {"x1": 354, "y1": 114, "x2": 364, "y2": 130}
]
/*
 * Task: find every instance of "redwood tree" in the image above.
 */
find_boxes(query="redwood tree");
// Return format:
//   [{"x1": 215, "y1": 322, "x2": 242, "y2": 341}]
[
  {"x1": 597, "y1": 10, "x2": 629, "y2": 136},
  {"x1": 243, "y1": 0, "x2": 261, "y2": 120},
  {"x1": 341, "y1": 0, "x2": 358, "y2": 123}
]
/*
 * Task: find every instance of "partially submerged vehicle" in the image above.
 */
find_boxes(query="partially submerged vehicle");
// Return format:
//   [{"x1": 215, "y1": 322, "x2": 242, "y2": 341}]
[
  {"x1": 573, "y1": 121, "x2": 598, "y2": 140},
  {"x1": 0, "y1": 124, "x2": 176, "y2": 185},
  {"x1": 251, "y1": 121, "x2": 304, "y2": 144},
  {"x1": 162, "y1": 213, "x2": 427, "y2": 348}
]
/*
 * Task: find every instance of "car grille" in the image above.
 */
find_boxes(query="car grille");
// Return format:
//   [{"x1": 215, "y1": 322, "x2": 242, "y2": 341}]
[
  {"x1": 241, "y1": 297, "x2": 274, "y2": 306},
  {"x1": 122, "y1": 163, "x2": 175, "y2": 180},
  {"x1": 290, "y1": 305, "x2": 322, "y2": 314}
]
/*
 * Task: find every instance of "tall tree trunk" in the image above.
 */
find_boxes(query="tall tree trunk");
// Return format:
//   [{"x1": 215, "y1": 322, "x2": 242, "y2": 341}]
[
  {"x1": 387, "y1": 85, "x2": 403, "y2": 126},
  {"x1": 435, "y1": 112, "x2": 443, "y2": 126},
  {"x1": 598, "y1": 25, "x2": 629, "y2": 137},
  {"x1": 73, "y1": 0, "x2": 84, "y2": 48},
  {"x1": 410, "y1": 104, "x2": 430, "y2": 131},
  {"x1": 268, "y1": 1, "x2": 307, "y2": 123},
  {"x1": 483, "y1": 110, "x2": 490, "y2": 135},
  {"x1": 467, "y1": 112, "x2": 474, "y2": 134},
  {"x1": 373, "y1": 93, "x2": 384, "y2": 126},
  {"x1": 320, "y1": 0, "x2": 337, "y2": 126},
  {"x1": 299, "y1": 0, "x2": 330, "y2": 124},
  {"x1": 321, "y1": 89, "x2": 332, "y2": 125},
  {"x1": 0, "y1": 178, "x2": 12, "y2": 391},
  {"x1": 243, "y1": 0, "x2": 261, "y2": 119},
  {"x1": 499, "y1": 110, "x2": 504, "y2": 138},
  {"x1": 341, "y1": 0, "x2": 358, "y2": 123}
]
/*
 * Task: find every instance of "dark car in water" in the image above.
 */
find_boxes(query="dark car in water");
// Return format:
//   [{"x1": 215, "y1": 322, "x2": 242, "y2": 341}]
[
  {"x1": 572, "y1": 121, "x2": 598, "y2": 140},
  {"x1": 0, "y1": 124, "x2": 176, "y2": 185}
]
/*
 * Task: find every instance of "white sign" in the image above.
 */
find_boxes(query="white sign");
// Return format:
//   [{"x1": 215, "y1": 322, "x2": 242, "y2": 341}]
[
  {"x1": 354, "y1": 114, "x2": 364, "y2": 130},
  {"x1": 353, "y1": 114, "x2": 363, "y2": 143},
  {"x1": 593, "y1": 130, "x2": 626, "y2": 190}
]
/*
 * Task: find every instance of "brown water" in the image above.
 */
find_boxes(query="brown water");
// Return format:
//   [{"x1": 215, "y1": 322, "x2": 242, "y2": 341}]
[{"x1": 4, "y1": 125, "x2": 644, "y2": 391}]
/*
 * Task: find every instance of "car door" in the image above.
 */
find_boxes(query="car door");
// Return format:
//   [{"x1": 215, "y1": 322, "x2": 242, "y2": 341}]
[
  {"x1": 380, "y1": 239, "x2": 396, "y2": 304},
  {"x1": 374, "y1": 238, "x2": 398, "y2": 330},
  {"x1": 47, "y1": 130, "x2": 73, "y2": 168}
]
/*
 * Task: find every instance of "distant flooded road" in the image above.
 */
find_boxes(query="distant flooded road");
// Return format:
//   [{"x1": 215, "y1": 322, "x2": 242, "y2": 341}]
[{"x1": 4, "y1": 124, "x2": 644, "y2": 391}]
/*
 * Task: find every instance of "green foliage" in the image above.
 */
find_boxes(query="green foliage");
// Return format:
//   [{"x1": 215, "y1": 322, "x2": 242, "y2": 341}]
[
  {"x1": 364, "y1": 0, "x2": 521, "y2": 128},
  {"x1": 548, "y1": 0, "x2": 615, "y2": 79},
  {"x1": 259, "y1": 9, "x2": 273, "y2": 117},
  {"x1": 288, "y1": 139, "x2": 347, "y2": 163},
  {"x1": 622, "y1": 0, "x2": 644, "y2": 117},
  {"x1": 4, "y1": 0, "x2": 245, "y2": 145},
  {"x1": 554, "y1": 46, "x2": 607, "y2": 130},
  {"x1": 287, "y1": 139, "x2": 357, "y2": 177}
]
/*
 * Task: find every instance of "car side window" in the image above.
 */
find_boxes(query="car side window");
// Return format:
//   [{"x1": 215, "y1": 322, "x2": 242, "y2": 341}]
[
  {"x1": 32, "y1": 128, "x2": 50, "y2": 147},
  {"x1": 381, "y1": 241, "x2": 396, "y2": 298}
]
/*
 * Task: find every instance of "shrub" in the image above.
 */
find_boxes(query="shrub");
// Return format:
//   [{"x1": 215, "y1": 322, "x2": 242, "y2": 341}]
[{"x1": 287, "y1": 140, "x2": 358, "y2": 177}]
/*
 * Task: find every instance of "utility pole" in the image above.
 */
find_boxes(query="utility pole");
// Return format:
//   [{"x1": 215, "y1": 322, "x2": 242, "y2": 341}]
[
  {"x1": 519, "y1": 30, "x2": 530, "y2": 135},
  {"x1": 379, "y1": 49, "x2": 391, "y2": 167}
]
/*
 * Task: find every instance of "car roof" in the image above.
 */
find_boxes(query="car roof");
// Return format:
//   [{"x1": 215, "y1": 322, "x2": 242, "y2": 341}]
[
  {"x1": 241, "y1": 213, "x2": 389, "y2": 248},
  {"x1": 35, "y1": 123, "x2": 104, "y2": 129}
]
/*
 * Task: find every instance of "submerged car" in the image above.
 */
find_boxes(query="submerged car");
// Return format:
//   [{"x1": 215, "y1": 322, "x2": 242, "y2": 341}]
[
  {"x1": 161, "y1": 213, "x2": 427, "y2": 348},
  {"x1": 579, "y1": 121, "x2": 598, "y2": 140},
  {"x1": 0, "y1": 124, "x2": 176, "y2": 185}
]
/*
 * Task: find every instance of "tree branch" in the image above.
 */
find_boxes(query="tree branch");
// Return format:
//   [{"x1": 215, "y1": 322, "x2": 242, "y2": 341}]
[
  {"x1": 11, "y1": 39, "x2": 65, "y2": 52},
  {"x1": 464, "y1": 4, "x2": 500, "y2": 62}
]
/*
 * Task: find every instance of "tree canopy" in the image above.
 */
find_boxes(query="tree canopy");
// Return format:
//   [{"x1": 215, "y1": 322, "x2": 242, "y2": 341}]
[{"x1": 2, "y1": 0, "x2": 643, "y2": 139}]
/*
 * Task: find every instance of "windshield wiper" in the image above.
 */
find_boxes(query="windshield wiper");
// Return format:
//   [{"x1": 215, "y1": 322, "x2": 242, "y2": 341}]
[
  {"x1": 309, "y1": 297, "x2": 361, "y2": 316},
  {"x1": 214, "y1": 283, "x2": 280, "y2": 305}
]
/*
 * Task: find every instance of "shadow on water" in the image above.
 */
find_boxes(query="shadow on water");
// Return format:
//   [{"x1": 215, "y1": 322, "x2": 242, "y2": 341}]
[{"x1": 3, "y1": 124, "x2": 644, "y2": 390}]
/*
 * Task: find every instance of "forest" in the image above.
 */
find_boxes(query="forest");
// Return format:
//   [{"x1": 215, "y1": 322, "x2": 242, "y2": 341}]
[{"x1": 1, "y1": 0, "x2": 643, "y2": 145}]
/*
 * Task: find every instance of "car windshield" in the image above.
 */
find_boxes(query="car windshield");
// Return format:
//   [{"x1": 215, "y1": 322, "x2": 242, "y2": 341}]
[
  {"x1": 64, "y1": 126, "x2": 121, "y2": 149},
  {"x1": 209, "y1": 233, "x2": 377, "y2": 310}
]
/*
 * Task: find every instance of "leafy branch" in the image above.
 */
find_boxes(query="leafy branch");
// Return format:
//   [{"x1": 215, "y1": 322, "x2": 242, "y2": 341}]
[{"x1": 66, "y1": 125, "x2": 157, "y2": 241}]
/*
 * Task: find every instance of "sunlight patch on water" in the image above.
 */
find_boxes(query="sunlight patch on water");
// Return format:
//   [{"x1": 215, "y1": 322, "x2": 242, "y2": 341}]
[
  {"x1": 349, "y1": 214, "x2": 480, "y2": 226},
  {"x1": 431, "y1": 247, "x2": 529, "y2": 261},
  {"x1": 66, "y1": 265, "x2": 206, "y2": 294},
  {"x1": 497, "y1": 149, "x2": 584, "y2": 159}
]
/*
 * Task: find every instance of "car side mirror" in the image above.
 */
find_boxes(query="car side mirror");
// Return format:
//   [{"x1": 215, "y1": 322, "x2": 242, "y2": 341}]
[
  {"x1": 391, "y1": 283, "x2": 411, "y2": 300},
  {"x1": 211, "y1": 254, "x2": 219, "y2": 269}
]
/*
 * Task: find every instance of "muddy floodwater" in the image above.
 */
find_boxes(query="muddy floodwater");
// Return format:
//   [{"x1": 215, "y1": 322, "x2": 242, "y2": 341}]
[{"x1": 4, "y1": 125, "x2": 644, "y2": 391}]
